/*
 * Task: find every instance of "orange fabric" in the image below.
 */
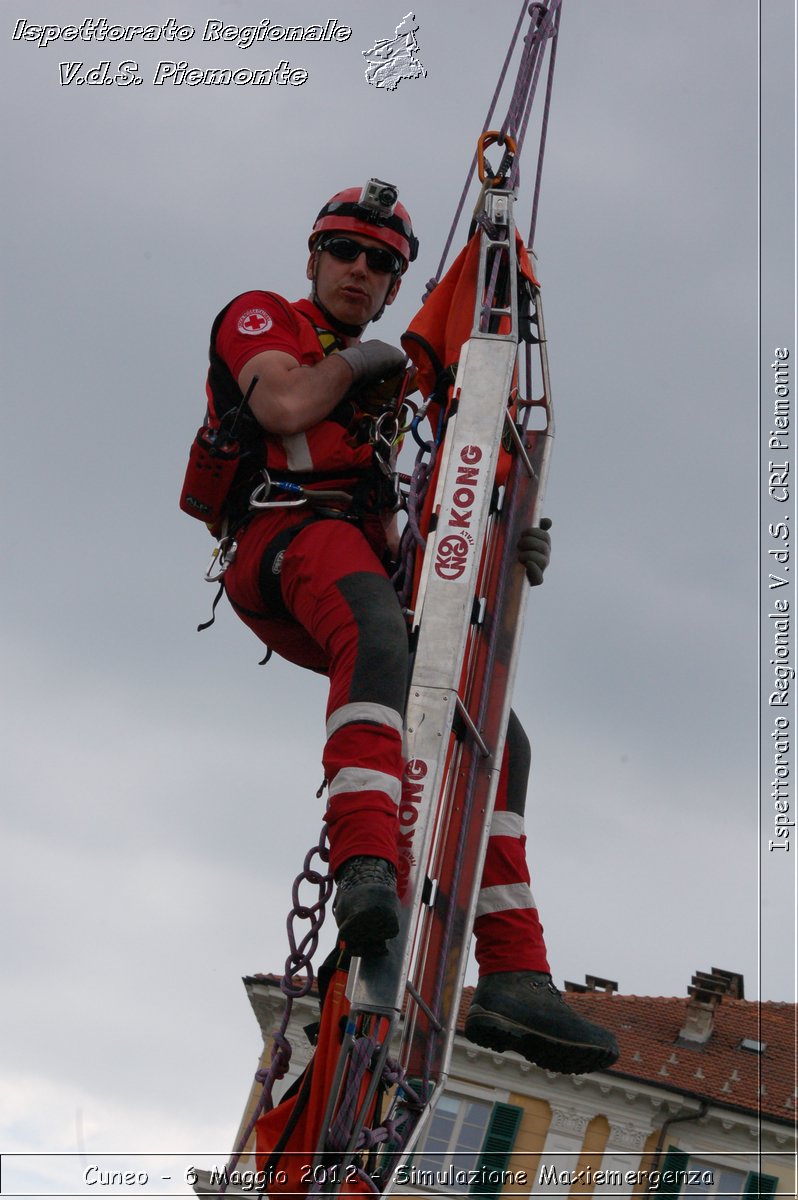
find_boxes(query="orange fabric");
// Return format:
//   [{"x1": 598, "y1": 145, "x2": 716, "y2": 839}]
[
  {"x1": 401, "y1": 231, "x2": 538, "y2": 402},
  {"x1": 254, "y1": 967, "x2": 374, "y2": 1196}
]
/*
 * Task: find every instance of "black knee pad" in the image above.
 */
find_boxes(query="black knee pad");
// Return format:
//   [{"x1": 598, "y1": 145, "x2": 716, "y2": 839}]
[
  {"x1": 505, "y1": 709, "x2": 531, "y2": 817},
  {"x1": 336, "y1": 572, "x2": 409, "y2": 713}
]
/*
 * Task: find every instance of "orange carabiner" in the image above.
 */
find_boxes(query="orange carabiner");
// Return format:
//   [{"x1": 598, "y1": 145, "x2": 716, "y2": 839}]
[{"x1": 477, "y1": 130, "x2": 518, "y2": 185}]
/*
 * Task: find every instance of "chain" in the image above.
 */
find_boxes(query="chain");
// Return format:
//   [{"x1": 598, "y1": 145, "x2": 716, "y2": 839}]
[{"x1": 218, "y1": 824, "x2": 333, "y2": 1194}]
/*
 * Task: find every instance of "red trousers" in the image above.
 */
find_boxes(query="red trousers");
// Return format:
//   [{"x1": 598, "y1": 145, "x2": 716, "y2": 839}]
[{"x1": 224, "y1": 511, "x2": 550, "y2": 975}]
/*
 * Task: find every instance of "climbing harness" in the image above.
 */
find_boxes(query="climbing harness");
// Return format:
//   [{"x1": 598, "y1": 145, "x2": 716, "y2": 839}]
[
  {"x1": 185, "y1": 309, "x2": 412, "y2": 644},
  {"x1": 249, "y1": 475, "x2": 354, "y2": 512}
]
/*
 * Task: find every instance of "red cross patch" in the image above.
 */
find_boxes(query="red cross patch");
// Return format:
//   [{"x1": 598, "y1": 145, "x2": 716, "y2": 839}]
[{"x1": 237, "y1": 308, "x2": 273, "y2": 335}]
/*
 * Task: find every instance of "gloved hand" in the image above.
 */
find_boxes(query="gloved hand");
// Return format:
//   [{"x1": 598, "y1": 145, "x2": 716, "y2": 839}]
[
  {"x1": 338, "y1": 340, "x2": 407, "y2": 385},
  {"x1": 517, "y1": 517, "x2": 552, "y2": 586}
]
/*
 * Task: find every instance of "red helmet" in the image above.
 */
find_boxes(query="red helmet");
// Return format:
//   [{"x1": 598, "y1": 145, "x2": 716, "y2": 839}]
[{"x1": 309, "y1": 181, "x2": 418, "y2": 271}]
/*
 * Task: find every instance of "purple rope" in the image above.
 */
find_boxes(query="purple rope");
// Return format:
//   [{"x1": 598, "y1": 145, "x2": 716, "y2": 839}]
[
  {"x1": 392, "y1": 434, "x2": 437, "y2": 610},
  {"x1": 408, "y1": 456, "x2": 431, "y2": 548},
  {"x1": 355, "y1": 1064, "x2": 425, "y2": 1186},
  {"x1": 505, "y1": 14, "x2": 549, "y2": 147},
  {"x1": 329, "y1": 1056, "x2": 425, "y2": 1178},
  {"x1": 528, "y1": 4, "x2": 562, "y2": 248},
  {"x1": 327, "y1": 1036, "x2": 378, "y2": 1150},
  {"x1": 426, "y1": 0, "x2": 563, "y2": 298},
  {"x1": 499, "y1": 7, "x2": 543, "y2": 141},
  {"x1": 425, "y1": 0, "x2": 531, "y2": 297},
  {"x1": 503, "y1": 29, "x2": 547, "y2": 199}
]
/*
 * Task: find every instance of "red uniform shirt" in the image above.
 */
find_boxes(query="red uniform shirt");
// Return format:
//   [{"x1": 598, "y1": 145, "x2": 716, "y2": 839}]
[{"x1": 212, "y1": 291, "x2": 373, "y2": 481}]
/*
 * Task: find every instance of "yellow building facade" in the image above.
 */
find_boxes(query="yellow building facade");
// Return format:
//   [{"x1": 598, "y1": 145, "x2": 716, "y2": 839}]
[{"x1": 196, "y1": 967, "x2": 795, "y2": 1198}]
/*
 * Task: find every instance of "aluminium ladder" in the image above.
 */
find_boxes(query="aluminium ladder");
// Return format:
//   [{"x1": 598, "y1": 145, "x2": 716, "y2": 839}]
[{"x1": 311, "y1": 183, "x2": 555, "y2": 1193}]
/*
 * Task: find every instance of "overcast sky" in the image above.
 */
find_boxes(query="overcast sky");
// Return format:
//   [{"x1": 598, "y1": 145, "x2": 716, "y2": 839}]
[{"x1": 2, "y1": 0, "x2": 795, "y2": 1193}]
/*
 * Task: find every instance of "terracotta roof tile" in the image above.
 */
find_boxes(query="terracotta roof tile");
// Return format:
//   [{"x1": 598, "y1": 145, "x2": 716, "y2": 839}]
[
  {"x1": 456, "y1": 987, "x2": 796, "y2": 1124},
  {"x1": 247, "y1": 974, "x2": 796, "y2": 1124}
]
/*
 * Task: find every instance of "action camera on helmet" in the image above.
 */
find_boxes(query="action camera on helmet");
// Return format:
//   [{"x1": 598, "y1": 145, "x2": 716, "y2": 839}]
[{"x1": 358, "y1": 179, "x2": 399, "y2": 219}]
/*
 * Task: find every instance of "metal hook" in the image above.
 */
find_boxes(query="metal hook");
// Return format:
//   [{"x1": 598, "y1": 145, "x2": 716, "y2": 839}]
[{"x1": 204, "y1": 536, "x2": 237, "y2": 583}]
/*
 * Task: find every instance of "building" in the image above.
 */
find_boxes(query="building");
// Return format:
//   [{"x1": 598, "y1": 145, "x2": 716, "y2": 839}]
[{"x1": 199, "y1": 966, "x2": 795, "y2": 1197}]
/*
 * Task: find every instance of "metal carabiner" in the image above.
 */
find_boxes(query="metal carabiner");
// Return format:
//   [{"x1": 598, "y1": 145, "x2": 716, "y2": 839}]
[
  {"x1": 374, "y1": 410, "x2": 400, "y2": 451},
  {"x1": 204, "y1": 536, "x2": 237, "y2": 583},
  {"x1": 396, "y1": 398, "x2": 419, "y2": 437},
  {"x1": 248, "y1": 469, "x2": 273, "y2": 507},
  {"x1": 249, "y1": 470, "x2": 307, "y2": 510},
  {"x1": 476, "y1": 130, "x2": 518, "y2": 186}
]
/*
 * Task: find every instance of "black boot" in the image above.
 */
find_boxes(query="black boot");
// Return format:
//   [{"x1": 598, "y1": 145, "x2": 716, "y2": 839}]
[
  {"x1": 332, "y1": 856, "x2": 399, "y2": 958},
  {"x1": 464, "y1": 971, "x2": 619, "y2": 1074}
]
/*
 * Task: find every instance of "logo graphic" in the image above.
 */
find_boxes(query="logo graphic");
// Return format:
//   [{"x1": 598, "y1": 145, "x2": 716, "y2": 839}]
[
  {"x1": 433, "y1": 444, "x2": 485, "y2": 581},
  {"x1": 434, "y1": 534, "x2": 470, "y2": 581},
  {"x1": 397, "y1": 757, "x2": 429, "y2": 898},
  {"x1": 237, "y1": 308, "x2": 273, "y2": 335},
  {"x1": 362, "y1": 11, "x2": 426, "y2": 91}
]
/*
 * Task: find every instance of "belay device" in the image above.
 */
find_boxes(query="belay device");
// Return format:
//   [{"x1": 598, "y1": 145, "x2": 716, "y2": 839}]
[{"x1": 200, "y1": 2, "x2": 564, "y2": 1195}]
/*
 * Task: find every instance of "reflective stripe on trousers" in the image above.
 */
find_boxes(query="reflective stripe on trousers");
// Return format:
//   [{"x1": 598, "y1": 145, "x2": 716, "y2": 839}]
[{"x1": 472, "y1": 710, "x2": 551, "y2": 976}]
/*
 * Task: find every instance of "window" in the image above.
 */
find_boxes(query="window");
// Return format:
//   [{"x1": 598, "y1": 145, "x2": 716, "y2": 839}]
[
  {"x1": 411, "y1": 1094, "x2": 523, "y2": 1197},
  {"x1": 682, "y1": 1158, "x2": 747, "y2": 1197},
  {"x1": 415, "y1": 1093, "x2": 492, "y2": 1189},
  {"x1": 660, "y1": 1147, "x2": 780, "y2": 1200}
]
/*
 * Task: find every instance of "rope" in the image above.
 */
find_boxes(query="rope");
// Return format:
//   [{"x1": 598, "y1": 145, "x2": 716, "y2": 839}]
[
  {"x1": 327, "y1": 1036, "x2": 379, "y2": 1150},
  {"x1": 424, "y1": 0, "x2": 529, "y2": 296},
  {"x1": 529, "y1": 6, "x2": 561, "y2": 245},
  {"x1": 353, "y1": 1062, "x2": 426, "y2": 1188},
  {"x1": 424, "y1": 0, "x2": 563, "y2": 300},
  {"x1": 321, "y1": 1055, "x2": 426, "y2": 1193},
  {"x1": 500, "y1": 4, "x2": 553, "y2": 145},
  {"x1": 391, "y1": 432, "x2": 436, "y2": 610}
]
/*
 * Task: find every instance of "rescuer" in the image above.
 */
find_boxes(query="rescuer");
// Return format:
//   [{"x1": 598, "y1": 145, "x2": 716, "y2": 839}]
[{"x1": 192, "y1": 180, "x2": 618, "y2": 1073}]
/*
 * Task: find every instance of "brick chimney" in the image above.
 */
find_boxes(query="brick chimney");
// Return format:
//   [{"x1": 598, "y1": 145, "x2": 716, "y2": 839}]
[
  {"x1": 564, "y1": 974, "x2": 619, "y2": 995},
  {"x1": 678, "y1": 967, "x2": 744, "y2": 1045}
]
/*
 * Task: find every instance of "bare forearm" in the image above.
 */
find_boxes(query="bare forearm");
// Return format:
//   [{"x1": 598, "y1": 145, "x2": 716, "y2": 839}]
[
  {"x1": 240, "y1": 352, "x2": 354, "y2": 436},
  {"x1": 239, "y1": 340, "x2": 406, "y2": 437}
]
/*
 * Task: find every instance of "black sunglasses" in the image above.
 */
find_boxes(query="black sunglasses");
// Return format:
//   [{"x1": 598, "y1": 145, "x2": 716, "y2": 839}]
[{"x1": 320, "y1": 235, "x2": 401, "y2": 276}]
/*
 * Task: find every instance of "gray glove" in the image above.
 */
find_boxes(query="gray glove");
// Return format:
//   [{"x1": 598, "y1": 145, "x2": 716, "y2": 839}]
[
  {"x1": 338, "y1": 340, "x2": 406, "y2": 385},
  {"x1": 518, "y1": 517, "x2": 552, "y2": 586}
]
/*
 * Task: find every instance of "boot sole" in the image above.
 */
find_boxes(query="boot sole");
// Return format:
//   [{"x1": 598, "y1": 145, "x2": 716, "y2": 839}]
[
  {"x1": 334, "y1": 887, "x2": 399, "y2": 959},
  {"x1": 464, "y1": 1007, "x2": 618, "y2": 1075}
]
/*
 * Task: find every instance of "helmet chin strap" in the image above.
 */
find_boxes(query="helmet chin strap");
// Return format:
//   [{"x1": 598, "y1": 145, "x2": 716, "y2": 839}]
[
  {"x1": 311, "y1": 250, "x2": 396, "y2": 338},
  {"x1": 311, "y1": 289, "x2": 366, "y2": 339}
]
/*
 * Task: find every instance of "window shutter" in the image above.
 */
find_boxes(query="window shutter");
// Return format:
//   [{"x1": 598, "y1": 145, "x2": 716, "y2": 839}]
[
  {"x1": 470, "y1": 1102, "x2": 523, "y2": 1198},
  {"x1": 659, "y1": 1146, "x2": 689, "y2": 1199},
  {"x1": 744, "y1": 1172, "x2": 779, "y2": 1197}
]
